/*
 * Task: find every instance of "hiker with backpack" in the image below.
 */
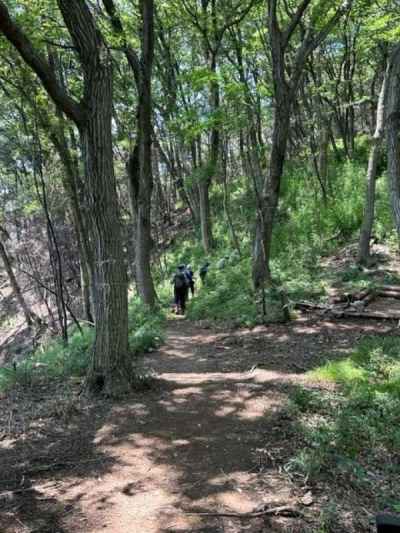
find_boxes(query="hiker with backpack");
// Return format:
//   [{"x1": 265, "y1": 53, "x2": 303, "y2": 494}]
[
  {"x1": 184, "y1": 264, "x2": 195, "y2": 297},
  {"x1": 199, "y1": 262, "x2": 210, "y2": 285},
  {"x1": 172, "y1": 264, "x2": 190, "y2": 314}
]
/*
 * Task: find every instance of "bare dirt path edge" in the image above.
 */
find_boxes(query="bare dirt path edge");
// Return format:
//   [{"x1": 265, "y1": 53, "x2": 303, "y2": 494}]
[{"x1": 1, "y1": 315, "x2": 393, "y2": 532}]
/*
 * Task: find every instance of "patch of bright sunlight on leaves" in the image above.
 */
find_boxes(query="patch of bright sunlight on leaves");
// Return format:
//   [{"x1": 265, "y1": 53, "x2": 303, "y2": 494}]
[{"x1": 285, "y1": 336, "x2": 400, "y2": 496}]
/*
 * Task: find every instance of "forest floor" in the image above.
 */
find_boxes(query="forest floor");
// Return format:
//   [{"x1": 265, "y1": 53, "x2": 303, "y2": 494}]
[{"x1": 0, "y1": 310, "x2": 395, "y2": 533}]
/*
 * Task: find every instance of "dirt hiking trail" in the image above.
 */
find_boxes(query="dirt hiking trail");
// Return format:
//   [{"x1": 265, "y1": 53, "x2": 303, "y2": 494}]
[{"x1": 0, "y1": 316, "x2": 392, "y2": 532}]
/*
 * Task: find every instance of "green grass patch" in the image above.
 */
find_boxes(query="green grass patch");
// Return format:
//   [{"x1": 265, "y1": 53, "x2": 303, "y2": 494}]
[
  {"x1": 287, "y1": 335, "x2": 400, "y2": 497},
  {"x1": 310, "y1": 358, "x2": 367, "y2": 384}
]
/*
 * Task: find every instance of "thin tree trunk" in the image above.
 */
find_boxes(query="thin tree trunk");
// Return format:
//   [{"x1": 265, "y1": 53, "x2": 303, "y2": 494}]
[
  {"x1": 222, "y1": 139, "x2": 241, "y2": 256},
  {"x1": 198, "y1": 180, "x2": 213, "y2": 253},
  {"x1": 32, "y1": 145, "x2": 69, "y2": 344},
  {"x1": 252, "y1": 98, "x2": 291, "y2": 288},
  {"x1": 0, "y1": 237, "x2": 34, "y2": 326},
  {"x1": 135, "y1": 0, "x2": 157, "y2": 307},
  {"x1": 358, "y1": 62, "x2": 388, "y2": 263},
  {"x1": 51, "y1": 116, "x2": 94, "y2": 323}
]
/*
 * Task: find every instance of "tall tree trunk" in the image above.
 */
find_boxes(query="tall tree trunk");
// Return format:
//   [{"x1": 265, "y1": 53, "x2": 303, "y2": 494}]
[
  {"x1": 135, "y1": 0, "x2": 157, "y2": 307},
  {"x1": 252, "y1": 96, "x2": 291, "y2": 288},
  {"x1": 0, "y1": 236, "x2": 34, "y2": 326},
  {"x1": 80, "y1": 81, "x2": 129, "y2": 391},
  {"x1": 198, "y1": 179, "x2": 213, "y2": 253},
  {"x1": 386, "y1": 44, "x2": 400, "y2": 245},
  {"x1": 251, "y1": 0, "x2": 346, "y2": 290},
  {"x1": 0, "y1": 0, "x2": 132, "y2": 394},
  {"x1": 102, "y1": 0, "x2": 157, "y2": 307},
  {"x1": 358, "y1": 63, "x2": 389, "y2": 263},
  {"x1": 198, "y1": 49, "x2": 219, "y2": 253},
  {"x1": 222, "y1": 139, "x2": 241, "y2": 256},
  {"x1": 57, "y1": 0, "x2": 130, "y2": 393}
]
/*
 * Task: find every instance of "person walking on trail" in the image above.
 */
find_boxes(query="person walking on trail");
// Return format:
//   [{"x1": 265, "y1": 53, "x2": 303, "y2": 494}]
[
  {"x1": 199, "y1": 262, "x2": 210, "y2": 285},
  {"x1": 217, "y1": 256, "x2": 229, "y2": 270},
  {"x1": 185, "y1": 264, "x2": 195, "y2": 297},
  {"x1": 172, "y1": 264, "x2": 189, "y2": 315}
]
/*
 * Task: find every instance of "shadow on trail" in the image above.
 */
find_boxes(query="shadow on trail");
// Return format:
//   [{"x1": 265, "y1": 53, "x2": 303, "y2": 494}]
[
  {"x1": 0, "y1": 316, "x2": 392, "y2": 532},
  {"x1": 81, "y1": 316, "x2": 390, "y2": 531},
  {"x1": 95, "y1": 374, "x2": 301, "y2": 532},
  {"x1": 0, "y1": 384, "x2": 115, "y2": 533}
]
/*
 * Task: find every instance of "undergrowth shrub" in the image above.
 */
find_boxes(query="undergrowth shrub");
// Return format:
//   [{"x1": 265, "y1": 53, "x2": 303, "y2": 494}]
[
  {"x1": 128, "y1": 297, "x2": 165, "y2": 352},
  {"x1": 186, "y1": 257, "x2": 259, "y2": 325},
  {"x1": 156, "y1": 149, "x2": 396, "y2": 322},
  {"x1": 287, "y1": 335, "x2": 400, "y2": 491},
  {"x1": 0, "y1": 298, "x2": 166, "y2": 392},
  {"x1": 0, "y1": 326, "x2": 94, "y2": 391}
]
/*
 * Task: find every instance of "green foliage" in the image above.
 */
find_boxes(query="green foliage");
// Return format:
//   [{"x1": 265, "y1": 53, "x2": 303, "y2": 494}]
[
  {"x1": 186, "y1": 257, "x2": 259, "y2": 325},
  {"x1": 156, "y1": 146, "x2": 397, "y2": 323},
  {"x1": 128, "y1": 297, "x2": 166, "y2": 353},
  {"x1": 287, "y1": 335, "x2": 400, "y2": 486},
  {"x1": 0, "y1": 326, "x2": 94, "y2": 391},
  {"x1": 0, "y1": 299, "x2": 166, "y2": 393}
]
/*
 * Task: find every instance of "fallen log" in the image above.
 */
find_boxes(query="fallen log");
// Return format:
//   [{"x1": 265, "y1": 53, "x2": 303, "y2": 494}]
[
  {"x1": 378, "y1": 284, "x2": 400, "y2": 293},
  {"x1": 376, "y1": 289, "x2": 400, "y2": 299},
  {"x1": 331, "y1": 310, "x2": 400, "y2": 320},
  {"x1": 294, "y1": 301, "x2": 328, "y2": 312},
  {"x1": 330, "y1": 288, "x2": 373, "y2": 304},
  {"x1": 294, "y1": 301, "x2": 400, "y2": 320}
]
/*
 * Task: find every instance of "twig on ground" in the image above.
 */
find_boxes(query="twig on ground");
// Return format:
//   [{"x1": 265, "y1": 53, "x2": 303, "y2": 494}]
[{"x1": 184, "y1": 504, "x2": 302, "y2": 519}]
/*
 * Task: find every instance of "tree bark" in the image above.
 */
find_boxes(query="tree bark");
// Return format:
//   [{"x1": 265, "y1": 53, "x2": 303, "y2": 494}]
[
  {"x1": 358, "y1": 62, "x2": 389, "y2": 264},
  {"x1": 56, "y1": 0, "x2": 130, "y2": 392},
  {"x1": 0, "y1": 236, "x2": 34, "y2": 327},
  {"x1": 252, "y1": 0, "x2": 347, "y2": 289},
  {"x1": 134, "y1": 0, "x2": 157, "y2": 307},
  {"x1": 387, "y1": 44, "x2": 400, "y2": 246}
]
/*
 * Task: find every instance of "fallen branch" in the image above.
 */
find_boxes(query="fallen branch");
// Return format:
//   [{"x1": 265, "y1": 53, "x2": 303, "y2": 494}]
[
  {"x1": 294, "y1": 300, "x2": 400, "y2": 320},
  {"x1": 379, "y1": 284, "x2": 400, "y2": 293},
  {"x1": 331, "y1": 310, "x2": 400, "y2": 320},
  {"x1": 376, "y1": 289, "x2": 400, "y2": 299},
  {"x1": 184, "y1": 504, "x2": 302, "y2": 519},
  {"x1": 294, "y1": 301, "x2": 328, "y2": 311},
  {"x1": 330, "y1": 288, "x2": 372, "y2": 304}
]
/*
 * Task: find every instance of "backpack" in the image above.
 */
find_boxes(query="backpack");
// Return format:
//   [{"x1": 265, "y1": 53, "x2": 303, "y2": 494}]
[
  {"x1": 174, "y1": 272, "x2": 189, "y2": 289},
  {"x1": 184, "y1": 268, "x2": 193, "y2": 282},
  {"x1": 199, "y1": 265, "x2": 208, "y2": 277}
]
